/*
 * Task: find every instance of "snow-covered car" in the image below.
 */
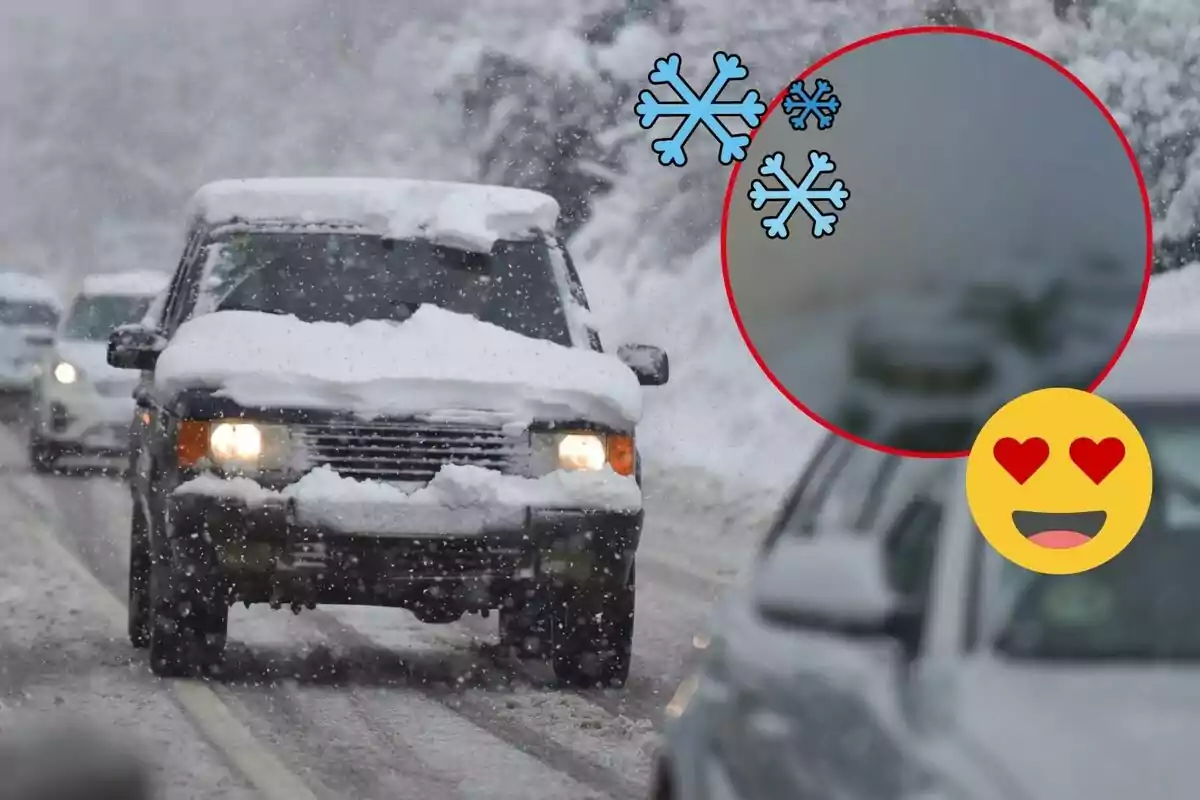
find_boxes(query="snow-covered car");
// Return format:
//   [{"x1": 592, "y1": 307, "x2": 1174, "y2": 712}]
[
  {"x1": 107, "y1": 177, "x2": 669, "y2": 685},
  {"x1": 27, "y1": 271, "x2": 171, "y2": 472},
  {"x1": 0, "y1": 272, "x2": 61, "y2": 398},
  {"x1": 835, "y1": 301, "x2": 998, "y2": 451},
  {"x1": 654, "y1": 327, "x2": 1200, "y2": 800}
]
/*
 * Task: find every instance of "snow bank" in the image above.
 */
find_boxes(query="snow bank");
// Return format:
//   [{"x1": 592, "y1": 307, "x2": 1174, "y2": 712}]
[
  {"x1": 1134, "y1": 261, "x2": 1200, "y2": 331},
  {"x1": 175, "y1": 464, "x2": 642, "y2": 536},
  {"x1": 187, "y1": 178, "x2": 561, "y2": 253},
  {"x1": 154, "y1": 306, "x2": 642, "y2": 428},
  {"x1": 80, "y1": 270, "x2": 171, "y2": 297}
]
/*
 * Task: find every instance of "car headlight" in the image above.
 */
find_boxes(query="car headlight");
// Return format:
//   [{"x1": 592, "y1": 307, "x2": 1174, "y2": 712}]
[
  {"x1": 52, "y1": 361, "x2": 78, "y2": 384},
  {"x1": 530, "y1": 431, "x2": 635, "y2": 476},
  {"x1": 177, "y1": 420, "x2": 298, "y2": 474}
]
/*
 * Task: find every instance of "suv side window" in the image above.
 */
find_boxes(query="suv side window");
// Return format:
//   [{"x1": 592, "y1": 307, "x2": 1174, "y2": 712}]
[
  {"x1": 162, "y1": 235, "x2": 209, "y2": 336},
  {"x1": 554, "y1": 238, "x2": 603, "y2": 351}
]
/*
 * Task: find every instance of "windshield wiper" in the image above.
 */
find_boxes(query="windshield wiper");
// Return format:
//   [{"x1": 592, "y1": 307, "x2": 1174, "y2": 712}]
[{"x1": 215, "y1": 302, "x2": 288, "y2": 316}]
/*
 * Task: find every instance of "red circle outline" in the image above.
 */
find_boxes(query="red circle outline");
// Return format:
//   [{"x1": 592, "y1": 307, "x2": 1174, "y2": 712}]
[{"x1": 720, "y1": 25, "x2": 1154, "y2": 460}]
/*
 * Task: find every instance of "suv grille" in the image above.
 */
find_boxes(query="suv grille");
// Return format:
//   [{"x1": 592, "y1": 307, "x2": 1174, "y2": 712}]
[{"x1": 296, "y1": 421, "x2": 528, "y2": 483}]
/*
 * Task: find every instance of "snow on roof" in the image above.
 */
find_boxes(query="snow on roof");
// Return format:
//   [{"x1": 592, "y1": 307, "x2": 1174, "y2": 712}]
[
  {"x1": 0, "y1": 272, "x2": 60, "y2": 307},
  {"x1": 187, "y1": 178, "x2": 562, "y2": 253},
  {"x1": 80, "y1": 271, "x2": 172, "y2": 297},
  {"x1": 155, "y1": 305, "x2": 642, "y2": 428}
]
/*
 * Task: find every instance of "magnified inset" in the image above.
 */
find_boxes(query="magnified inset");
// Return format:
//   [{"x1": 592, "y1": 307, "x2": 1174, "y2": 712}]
[{"x1": 723, "y1": 27, "x2": 1152, "y2": 457}]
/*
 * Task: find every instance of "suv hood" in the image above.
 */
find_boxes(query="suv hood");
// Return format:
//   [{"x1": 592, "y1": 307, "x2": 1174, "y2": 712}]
[{"x1": 154, "y1": 307, "x2": 642, "y2": 428}]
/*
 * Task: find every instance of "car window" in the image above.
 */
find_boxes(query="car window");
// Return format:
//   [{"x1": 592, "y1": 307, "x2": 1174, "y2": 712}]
[
  {"x1": 877, "y1": 462, "x2": 955, "y2": 642},
  {"x1": 768, "y1": 438, "x2": 908, "y2": 544},
  {"x1": 61, "y1": 294, "x2": 154, "y2": 341},
  {"x1": 972, "y1": 402, "x2": 1200, "y2": 661}
]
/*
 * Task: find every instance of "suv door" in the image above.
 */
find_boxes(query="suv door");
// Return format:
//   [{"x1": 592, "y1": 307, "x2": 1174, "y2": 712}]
[{"x1": 135, "y1": 232, "x2": 207, "y2": 513}]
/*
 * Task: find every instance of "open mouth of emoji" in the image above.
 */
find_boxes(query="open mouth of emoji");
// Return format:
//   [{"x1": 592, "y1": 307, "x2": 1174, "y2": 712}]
[{"x1": 1012, "y1": 511, "x2": 1107, "y2": 549}]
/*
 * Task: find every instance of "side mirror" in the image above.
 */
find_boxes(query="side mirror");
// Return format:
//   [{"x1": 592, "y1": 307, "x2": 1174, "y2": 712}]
[
  {"x1": 107, "y1": 325, "x2": 165, "y2": 371},
  {"x1": 753, "y1": 538, "x2": 920, "y2": 652},
  {"x1": 617, "y1": 343, "x2": 669, "y2": 386}
]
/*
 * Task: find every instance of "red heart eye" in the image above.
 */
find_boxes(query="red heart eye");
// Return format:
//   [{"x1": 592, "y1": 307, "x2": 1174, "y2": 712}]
[
  {"x1": 1069, "y1": 437, "x2": 1125, "y2": 484},
  {"x1": 993, "y1": 437, "x2": 1049, "y2": 484}
]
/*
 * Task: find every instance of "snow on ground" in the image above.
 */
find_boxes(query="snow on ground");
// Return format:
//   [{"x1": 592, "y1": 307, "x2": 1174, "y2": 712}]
[
  {"x1": 155, "y1": 307, "x2": 644, "y2": 429},
  {"x1": 0, "y1": 472, "x2": 255, "y2": 799},
  {"x1": 189, "y1": 178, "x2": 561, "y2": 254}
]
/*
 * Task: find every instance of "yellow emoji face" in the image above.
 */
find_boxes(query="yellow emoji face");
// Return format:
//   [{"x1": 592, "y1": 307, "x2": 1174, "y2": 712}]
[{"x1": 965, "y1": 387, "x2": 1153, "y2": 575}]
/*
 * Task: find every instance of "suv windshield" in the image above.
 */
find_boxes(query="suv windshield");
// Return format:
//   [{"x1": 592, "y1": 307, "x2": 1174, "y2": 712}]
[
  {"x1": 199, "y1": 232, "x2": 573, "y2": 346},
  {"x1": 62, "y1": 294, "x2": 154, "y2": 341},
  {"x1": 0, "y1": 299, "x2": 58, "y2": 328},
  {"x1": 982, "y1": 403, "x2": 1200, "y2": 660}
]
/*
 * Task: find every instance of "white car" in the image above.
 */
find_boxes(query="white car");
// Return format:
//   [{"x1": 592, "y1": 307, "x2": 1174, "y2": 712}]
[
  {"x1": 0, "y1": 272, "x2": 62, "y2": 397},
  {"x1": 656, "y1": 327, "x2": 1200, "y2": 800},
  {"x1": 28, "y1": 271, "x2": 171, "y2": 471}
]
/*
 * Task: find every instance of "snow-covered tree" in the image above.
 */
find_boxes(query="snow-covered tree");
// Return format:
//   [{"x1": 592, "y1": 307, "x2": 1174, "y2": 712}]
[{"x1": 1044, "y1": 0, "x2": 1200, "y2": 272}]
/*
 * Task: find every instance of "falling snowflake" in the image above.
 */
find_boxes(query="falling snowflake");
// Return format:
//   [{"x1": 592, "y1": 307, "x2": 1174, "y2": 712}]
[
  {"x1": 634, "y1": 51, "x2": 766, "y2": 167},
  {"x1": 748, "y1": 151, "x2": 850, "y2": 239},
  {"x1": 782, "y1": 78, "x2": 841, "y2": 131}
]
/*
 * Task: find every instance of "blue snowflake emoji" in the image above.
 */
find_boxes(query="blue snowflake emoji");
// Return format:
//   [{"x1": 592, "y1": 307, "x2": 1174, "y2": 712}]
[
  {"x1": 783, "y1": 78, "x2": 841, "y2": 131},
  {"x1": 748, "y1": 151, "x2": 850, "y2": 239},
  {"x1": 634, "y1": 51, "x2": 767, "y2": 167}
]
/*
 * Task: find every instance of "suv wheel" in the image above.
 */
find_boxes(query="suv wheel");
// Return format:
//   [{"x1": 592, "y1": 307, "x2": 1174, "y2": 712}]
[
  {"x1": 28, "y1": 437, "x2": 58, "y2": 474},
  {"x1": 550, "y1": 561, "x2": 635, "y2": 689},
  {"x1": 499, "y1": 596, "x2": 549, "y2": 659},
  {"x1": 147, "y1": 518, "x2": 228, "y2": 677},
  {"x1": 127, "y1": 505, "x2": 152, "y2": 649}
]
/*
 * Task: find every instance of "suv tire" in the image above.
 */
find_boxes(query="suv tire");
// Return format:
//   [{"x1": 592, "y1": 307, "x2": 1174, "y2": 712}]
[
  {"x1": 28, "y1": 437, "x2": 58, "y2": 474},
  {"x1": 499, "y1": 595, "x2": 550, "y2": 659},
  {"x1": 127, "y1": 506, "x2": 152, "y2": 649},
  {"x1": 147, "y1": 516, "x2": 228, "y2": 677},
  {"x1": 550, "y1": 561, "x2": 635, "y2": 688}
]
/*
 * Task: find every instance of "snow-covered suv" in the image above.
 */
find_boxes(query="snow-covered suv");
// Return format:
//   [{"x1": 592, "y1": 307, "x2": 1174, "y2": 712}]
[{"x1": 107, "y1": 178, "x2": 669, "y2": 686}]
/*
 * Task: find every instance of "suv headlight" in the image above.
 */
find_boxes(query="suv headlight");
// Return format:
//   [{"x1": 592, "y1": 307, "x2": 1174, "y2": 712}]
[
  {"x1": 177, "y1": 420, "x2": 299, "y2": 475},
  {"x1": 52, "y1": 361, "x2": 78, "y2": 384},
  {"x1": 530, "y1": 431, "x2": 635, "y2": 476}
]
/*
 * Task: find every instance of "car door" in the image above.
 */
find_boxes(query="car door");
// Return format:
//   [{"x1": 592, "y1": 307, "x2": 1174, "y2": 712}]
[{"x1": 755, "y1": 454, "x2": 955, "y2": 799}]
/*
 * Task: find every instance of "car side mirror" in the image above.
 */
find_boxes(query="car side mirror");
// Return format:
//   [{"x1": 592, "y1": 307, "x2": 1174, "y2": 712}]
[
  {"x1": 107, "y1": 325, "x2": 165, "y2": 371},
  {"x1": 753, "y1": 538, "x2": 921, "y2": 654},
  {"x1": 617, "y1": 343, "x2": 669, "y2": 386}
]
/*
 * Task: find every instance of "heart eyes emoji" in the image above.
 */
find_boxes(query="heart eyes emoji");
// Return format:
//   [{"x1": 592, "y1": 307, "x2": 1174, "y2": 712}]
[{"x1": 993, "y1": 437, "x2": 1125, "y2": 485}]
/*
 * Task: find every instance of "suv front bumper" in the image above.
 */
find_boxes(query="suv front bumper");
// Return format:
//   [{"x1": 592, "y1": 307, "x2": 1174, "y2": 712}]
[{"x1": 168, "y1": 484, "x2": 642, "y2": 610}]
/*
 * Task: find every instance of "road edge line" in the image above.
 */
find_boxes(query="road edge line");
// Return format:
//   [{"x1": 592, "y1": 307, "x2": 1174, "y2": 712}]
[{"x1": 18, "y1": 485, "x2": 321, "y2": 800}]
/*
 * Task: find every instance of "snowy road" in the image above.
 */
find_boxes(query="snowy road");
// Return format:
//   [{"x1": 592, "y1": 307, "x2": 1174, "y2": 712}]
[{"x1": 0, "y1": 421, "x2": 766, "y2": 800}]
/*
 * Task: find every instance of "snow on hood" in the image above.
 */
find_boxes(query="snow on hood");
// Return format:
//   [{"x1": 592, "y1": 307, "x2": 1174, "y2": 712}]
[
  {"x1": 956, "y1": 661, "x2": 1200, "y2": 798},
  {"x1": 55, "y1": 339, "x2": 131, "y2": 386},
  {"x1": 187, "y1": 178, "x2": 561, "y2": 253},
  {"x1": 154, "y1": 307, "x2": 642, "y2": 427},
  {"x1": 175, "y1": 464, "x2": 641, "y2": 537}
]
